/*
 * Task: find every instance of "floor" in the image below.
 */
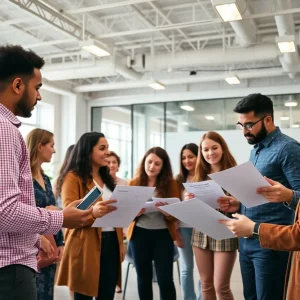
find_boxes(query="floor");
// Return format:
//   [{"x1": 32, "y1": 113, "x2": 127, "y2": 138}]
[{"x1": 55, "y1": 254, "x2": 244, "y2": 300}]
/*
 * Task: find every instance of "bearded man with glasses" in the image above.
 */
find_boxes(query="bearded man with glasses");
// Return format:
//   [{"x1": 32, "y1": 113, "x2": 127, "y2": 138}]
[{"x1": 218, "y1": 93, "x2": 300, "y2": 300}]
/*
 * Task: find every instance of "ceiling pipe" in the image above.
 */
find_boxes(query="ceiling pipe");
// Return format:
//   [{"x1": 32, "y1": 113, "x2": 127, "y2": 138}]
[
  {"x1": 274, "y1": 0, "x2": 300, "y2": 78},
  {"x1": 74, "y1": 67, "x2": 285, "y2": 92},
  {"x1": 130, "y1": 44, "x2": 279, "y2": 72},
  {"x1": 211, "y1": 0, "x2": 257, "y2": 47},
  {"x1": 42, "y1": 58, "x2": 141, "y2": 81}
]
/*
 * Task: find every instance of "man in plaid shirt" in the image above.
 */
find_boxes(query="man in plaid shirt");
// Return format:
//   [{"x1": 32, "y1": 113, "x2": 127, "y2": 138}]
[{"x1": 0, "y1": 45, "x2": 92, "y2": 300}]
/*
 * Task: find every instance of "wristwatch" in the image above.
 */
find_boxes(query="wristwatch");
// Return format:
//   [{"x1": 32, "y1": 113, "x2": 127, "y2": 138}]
[{"x1": 252, "y1": 222, "x2": 261, "y2": 240}]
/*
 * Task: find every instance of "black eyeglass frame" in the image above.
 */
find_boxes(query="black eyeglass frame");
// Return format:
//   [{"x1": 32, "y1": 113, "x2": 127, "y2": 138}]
[{"x1": 236, "y1": 115, "x2": 268, "y2": 131}]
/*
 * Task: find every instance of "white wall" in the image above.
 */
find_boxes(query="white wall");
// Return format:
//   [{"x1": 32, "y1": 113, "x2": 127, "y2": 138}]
[
  {"x1": 39, "y1": 89, "x2": 88, "y2": 176},
  {"x1": 166, "y1": 129, "x2": 300, "y2": 176}
]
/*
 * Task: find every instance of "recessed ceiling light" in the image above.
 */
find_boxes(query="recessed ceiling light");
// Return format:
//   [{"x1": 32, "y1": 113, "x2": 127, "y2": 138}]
[
  {"x1": 212, "y1": 0, "x2": 242, "y2": 22},
  {"x1": 292, "y1": 124, "x2": 300, "y2": 128},
  {"x1": 180, "y1": 105, "x2": 195, "y2": 111},
  {"x1": 205, "y1": 116, "x2": 215, "y2": 120},
  {"x1": 276, "y1": 35, "x2": 296, "y2": 53},
  {"x1": 284, "y1": 100, "x2": 298, "y2": 107},
  {"x1": 81, "y1": 39, "x2": 110, "y2": 57},
  {"x1": 148, "y1": 81, "x2": 166, "y2": 90},
  {"x1": 280, "y1": 116, "x2": 290, "y2": 121},
  {"x1": 225, "y1": 76, "x2": 240, "y2": 84},
  {"x1": 182, "y1": 122, "x2": 189, "y2": 125}
]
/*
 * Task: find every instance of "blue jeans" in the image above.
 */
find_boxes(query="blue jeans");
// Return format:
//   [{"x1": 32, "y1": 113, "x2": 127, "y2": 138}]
[
  {"x1": 130, "y1": 226, "x2": 176, "y2": 300},
  {"x1": 239, "y1": 237, "x2": 289, "y2": 300},
  {"x1": 177, "y1": 228, "x2": 202, "y2": 300}
]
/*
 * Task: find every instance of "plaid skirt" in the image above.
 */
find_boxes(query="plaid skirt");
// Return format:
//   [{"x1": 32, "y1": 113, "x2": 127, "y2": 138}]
[
  {"x1": 191, "y1": 209, "x2": 238, "y2": 252},
  {"x1": 191, "y1": 229, "x2": 238, "y2": 252}
]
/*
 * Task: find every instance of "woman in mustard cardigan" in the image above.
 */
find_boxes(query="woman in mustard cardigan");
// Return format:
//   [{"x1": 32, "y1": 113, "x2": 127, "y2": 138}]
[
  {"x1": 56, "y1": 132, "x2": 125, "y2": 300},
  {"x1": 127, "y1": 146, "x2": 180, "y2": 300}
]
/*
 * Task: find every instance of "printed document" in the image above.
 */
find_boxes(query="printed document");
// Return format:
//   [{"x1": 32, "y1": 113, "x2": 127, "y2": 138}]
[
  {"x1": 92, "y1": 186, "x2": 155, "y2": 228},
  {"x1": 183, "y1": 181, "x2": 225, "y2": 208},
  {"x1": 143, "y1": 197, "x2": 181, "y2": 213},
  {"x1": 208, "y1": 161, "x2": 270, "y2": 208},
  {"x1": 159, "y1": 199, "x2": 235, "y2": 240}
]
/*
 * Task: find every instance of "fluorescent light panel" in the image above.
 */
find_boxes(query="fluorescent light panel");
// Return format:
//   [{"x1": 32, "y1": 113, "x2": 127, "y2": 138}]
[
  {"x1": 276, "y1": 35, "x2": 296, "y2": 53},
  {"x1": 182, "y1": 122, "x2": 189, "y2": 125},
  {"x1": 285, "y1": 101, "x2": 298, "y2": 107},
  {"x1": 180, "y1": 105, "x2": 195, "y2": 111},
  {"x1": 205, "y1": 116, "x2": 215, "y2": 120},
  {"x1": 81, "y1": 39, "x2": 110, "y2": 57},
  {"x1": 148, "y1": 81, "x2": 166, "y2": 90},
  {"x1": 292, "y1": 124, "x2": 300, "y2": 128},
  {"x1": 213, "y1": 0, "x2": 242, "y2": 22},
  {"x1": 280, "y1": 116, "x2": 290, "y2": 121},
  {"x1": 225, "y1": 76, "x2": 240, "y2": 84},
  {"x1": 278, "y1": 41, "x2": 296, "y2": 53}
]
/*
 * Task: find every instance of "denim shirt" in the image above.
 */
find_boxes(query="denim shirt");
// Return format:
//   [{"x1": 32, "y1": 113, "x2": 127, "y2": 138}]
[{"x1": 241, "y1": 127, "x2": 300, "y2": 225}]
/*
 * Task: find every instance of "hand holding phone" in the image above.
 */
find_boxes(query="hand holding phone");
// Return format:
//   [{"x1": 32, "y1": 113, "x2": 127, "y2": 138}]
[
  {"x1": 92, "y1": 200, "x2": 118, "y2": 218},
  {"x1": 76, "y1": 186, "x2": 103, "y2": 210}
]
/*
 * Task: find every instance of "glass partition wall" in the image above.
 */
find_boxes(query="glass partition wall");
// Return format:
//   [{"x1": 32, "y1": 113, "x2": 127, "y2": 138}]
[{"x1": 92, "y1": 94, "x2": 300, "y2": 178}]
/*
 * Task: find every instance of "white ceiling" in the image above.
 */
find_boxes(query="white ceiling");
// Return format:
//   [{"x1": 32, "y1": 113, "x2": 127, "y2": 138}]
[{"x1": 1, "y1": 0, "x2": 300, "y2": 93}]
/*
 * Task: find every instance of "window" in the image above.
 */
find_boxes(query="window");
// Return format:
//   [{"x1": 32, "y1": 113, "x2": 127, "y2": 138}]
[
  {"x1": 18, "y1": 103, "x2": 55, "y2": 178},
  {"x1": 92, "y1": 106, "x2": 132, "y2": 179}
]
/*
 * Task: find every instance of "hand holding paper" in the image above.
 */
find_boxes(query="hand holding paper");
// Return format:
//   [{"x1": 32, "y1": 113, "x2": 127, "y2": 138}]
[
  {"x1": 143, "y1": 197, "x2": 180, "y2": 214},
  {"x1": 208, "y1": 161, "x2": 270, "y2": 208},
  {"x1": 256, "y1": 176, "x2": 294, "y2": 203},
  {"x1": 183, "y1": 180, "x2": 225, "y2": 208},
  {"x1": 159, "y1": 199, "x2": 235, "y2": 240},
  {"x1": 92, "y1": 186, "x2": 155, "y2": 228},
  {"x1": 219, "y1": 213, "x2": 255, "y2": 237}
]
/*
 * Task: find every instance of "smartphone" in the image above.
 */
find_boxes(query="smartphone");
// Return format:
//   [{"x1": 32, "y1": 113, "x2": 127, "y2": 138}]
[{"x1": 76, "y1": 186, "x2": 103, "y2": 210}]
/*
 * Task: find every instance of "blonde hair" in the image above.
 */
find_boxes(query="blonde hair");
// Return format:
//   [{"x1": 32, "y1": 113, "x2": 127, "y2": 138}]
[{"x1": 25, "y1": 128, "x2": 53, "y2": 178}]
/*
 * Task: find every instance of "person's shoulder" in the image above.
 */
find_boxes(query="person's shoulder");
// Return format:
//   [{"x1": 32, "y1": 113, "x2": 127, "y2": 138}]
[
  {"x1": 128, "y1": 178, "x2": 138, "y2": 186},
  {"x1": 117, "y1": 177, "x2": 128, "y2": 185},
  {"x1": 277, "y1": 133, "x2": 300, "y2": 149},
  {"x1": 64, "y1": 171, "x2": 81, "y2": 182},
  {"x1": 0, "y1": 117, "x2": 20, "y2": 137}
]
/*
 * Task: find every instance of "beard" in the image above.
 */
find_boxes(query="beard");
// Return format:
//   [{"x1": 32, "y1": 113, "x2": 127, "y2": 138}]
[
  {"x1": 16, "y1": 89, "x2": 34, "y2": 118},
  {"x1": 244, "y1": 122, "x2": 268, "y2": 145}
]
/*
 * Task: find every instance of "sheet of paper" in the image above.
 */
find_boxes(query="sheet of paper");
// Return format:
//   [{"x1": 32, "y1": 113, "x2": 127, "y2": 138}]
[
  {"x1": 208, "y1": 161, "x2": 270, "y2": 208},
  {"x1": 159, "y1": 199, "x2": 235, "y2": 240},
  {"x1": 183, "y1": 181, "x2": 225, "y2": 208},
  {"x1": 143, "y1": 197, "x2": 181, "y2": 213},
  {"x1": 152, "y1": 197, "x2": 181, "y2": 204},
  {"x1": 92, "y1": 186, "x2": 155, "y2": 228},
  {"x1": 143, "y1": 201, "x2": 157, "y2": 213}
]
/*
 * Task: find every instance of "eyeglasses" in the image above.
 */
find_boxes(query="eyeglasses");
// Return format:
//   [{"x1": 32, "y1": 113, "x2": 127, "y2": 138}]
[{"x1": 236, "y1": 116, "x2": 267, "y2": 131}]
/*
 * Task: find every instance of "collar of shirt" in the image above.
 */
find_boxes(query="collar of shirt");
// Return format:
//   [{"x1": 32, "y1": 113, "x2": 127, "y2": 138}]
[
  {"x1": 254, "y1": 127, "x2": 281, "y2": 150},
  {"x1": 0, "y1": 103, "x2": 21, "y2": 128}
]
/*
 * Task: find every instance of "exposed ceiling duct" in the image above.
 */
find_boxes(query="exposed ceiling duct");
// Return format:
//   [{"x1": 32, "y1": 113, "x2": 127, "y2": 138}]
[
  {"x1": 130, "y1": 44, "x2": 279, "y2": 72},
  {"x1": 74, "y1": 67, "x2": 285, "y2": 93},
  {"x1": 211, "y1": 0, "x2": 257, "y2": 47},
  {"x1": 274, "y1": 0, "x2": 300, "y2": 78},
  {"x1": 42, "y1": 58, "x2": 142, "y2": 81}
]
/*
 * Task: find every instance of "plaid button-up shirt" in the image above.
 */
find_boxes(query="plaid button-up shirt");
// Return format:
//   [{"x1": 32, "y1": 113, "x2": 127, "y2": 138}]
[{"x1": 0, "y1": 103, "x2": 63, "y2": 272}]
